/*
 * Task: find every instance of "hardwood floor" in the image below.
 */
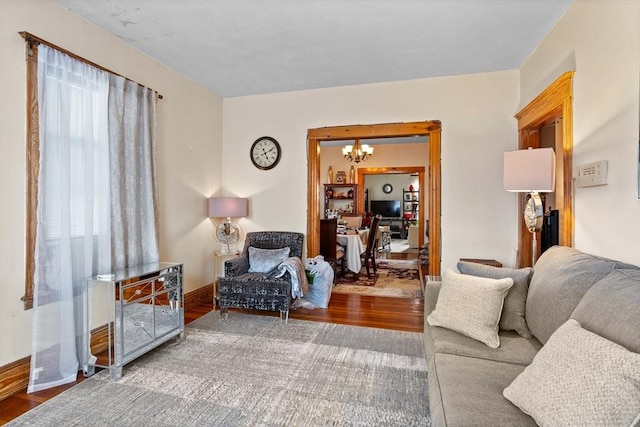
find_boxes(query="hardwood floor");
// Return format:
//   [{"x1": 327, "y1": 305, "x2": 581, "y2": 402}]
[{"x1": 0, "y1": 252, "x2": 424, "y2": 425}]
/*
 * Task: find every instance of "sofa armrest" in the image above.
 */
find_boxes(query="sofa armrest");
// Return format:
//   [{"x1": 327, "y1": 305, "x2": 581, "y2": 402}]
[
  {"x1": 424, "y1": 280, "x2": 442, "y2": 318},
  {"x1": 224, "y1": 256, "x2": 249, "y2": 277}
]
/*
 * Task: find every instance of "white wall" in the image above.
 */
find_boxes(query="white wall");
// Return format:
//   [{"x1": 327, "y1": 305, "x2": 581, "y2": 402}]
[
  {"x1": 366, "y1": 174, "x2": 414, "y2": 201},
  {"x1": 520, "y1": 0, "x2": 640, "y2": 265},
  {"x1": 223, "y1": 70, "x2": 521, "y2": 271},
  {"x1": 0, "y1": 0, "x2": 222, "y2": 366}
]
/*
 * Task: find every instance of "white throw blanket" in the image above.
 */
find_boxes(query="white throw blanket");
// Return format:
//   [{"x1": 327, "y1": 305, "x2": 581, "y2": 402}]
[{"x1": 275, "y1": 257, "x2": 308, "y2": 299}]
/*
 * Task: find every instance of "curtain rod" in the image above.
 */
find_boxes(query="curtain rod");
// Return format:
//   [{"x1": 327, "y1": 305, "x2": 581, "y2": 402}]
[{"x1": 19, "y1": 31, "x2": 163, "y2": 99}]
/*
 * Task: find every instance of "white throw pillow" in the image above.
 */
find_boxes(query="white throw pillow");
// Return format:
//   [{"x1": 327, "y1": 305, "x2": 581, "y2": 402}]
[
  {"x1": 457, "y1": 261, "x2": 533, "y2": 338},
  {"x1": 503, "y1": 319, "x2": 640, "y2": 426},
  {"x1": 427, "y1": 269, "x2": 513, "y2": 348},
  {"x1": 247, "y1": 246, "x2": 290, "y2": 273}
]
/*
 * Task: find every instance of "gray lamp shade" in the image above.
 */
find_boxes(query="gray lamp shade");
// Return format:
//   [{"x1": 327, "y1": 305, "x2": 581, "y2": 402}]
[
  {"x1": 504, "y1": 147, "x2": 556, "y2": 192},
  {"x1": 208, "y1": 197, "x2": 248, "y2": 218}
]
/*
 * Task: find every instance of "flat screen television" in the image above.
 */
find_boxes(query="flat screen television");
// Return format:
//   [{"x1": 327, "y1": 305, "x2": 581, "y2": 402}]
[{"x1": 370, "y1": 200, "x2": 401, "y2": 218}]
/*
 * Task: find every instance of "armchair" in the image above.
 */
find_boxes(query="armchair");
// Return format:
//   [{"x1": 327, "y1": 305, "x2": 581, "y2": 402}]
[{"x1": 218, "y1": 231, "x2": 304, "y2": 321}]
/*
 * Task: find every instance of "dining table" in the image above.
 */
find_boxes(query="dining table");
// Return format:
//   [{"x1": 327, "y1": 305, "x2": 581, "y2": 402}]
[{"x1": 336, "y1": 228, "x2": 369, "y2": 273}]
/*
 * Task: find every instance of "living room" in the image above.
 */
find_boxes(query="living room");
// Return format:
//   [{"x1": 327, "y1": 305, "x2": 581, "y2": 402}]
[{"x1": 1, "y1": 0, "x2": 638, "y2": 425}]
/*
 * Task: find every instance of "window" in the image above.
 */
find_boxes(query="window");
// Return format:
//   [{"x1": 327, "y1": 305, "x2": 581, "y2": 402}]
[{"x1": 22, "y1": 32, "x2": 160, "y2": 310}]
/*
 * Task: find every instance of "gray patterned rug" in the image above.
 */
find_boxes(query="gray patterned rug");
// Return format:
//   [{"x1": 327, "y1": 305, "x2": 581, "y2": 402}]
[{"x1": 9, "y1": 313, "x2": 429, "y2": 426}]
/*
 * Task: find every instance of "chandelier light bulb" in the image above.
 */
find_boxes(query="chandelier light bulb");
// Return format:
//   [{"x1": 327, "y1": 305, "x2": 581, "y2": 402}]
[{"x1": 343, "y1": 139, "x2": 373, "y2": 163}]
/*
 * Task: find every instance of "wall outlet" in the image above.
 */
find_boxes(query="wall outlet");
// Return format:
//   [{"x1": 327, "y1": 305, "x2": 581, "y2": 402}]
[{"x1": 575, "y1": 160, "x2": 608, "y2": 187}]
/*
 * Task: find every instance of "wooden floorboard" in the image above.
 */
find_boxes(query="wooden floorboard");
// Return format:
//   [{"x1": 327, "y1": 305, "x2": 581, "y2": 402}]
[{"x1": 0, "y1": 252, "x2": 424, "y2": 425}]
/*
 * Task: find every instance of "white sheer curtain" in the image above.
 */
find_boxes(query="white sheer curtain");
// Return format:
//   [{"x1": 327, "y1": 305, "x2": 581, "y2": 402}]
[
  {"x1": 29, "y1": 45, "x2": 159, "y2": 393},
  {"x1": 29, "y1": 45, "x2": 111, "y2": 392},
  {"x1": 108, "y1": 75, "x2": 159, "y2": 270}
]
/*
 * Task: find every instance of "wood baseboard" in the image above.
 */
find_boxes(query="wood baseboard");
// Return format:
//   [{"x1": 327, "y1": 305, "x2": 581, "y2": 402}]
[
  {"x1": 0, "y1": 357, "x2": 30, "y2": 401},
  {"x1": 184, "y1": 283, "x2": 213, "y2": 308},
  {"x1": 0, "y1": 283, "x2": 214, "y2": 401}
]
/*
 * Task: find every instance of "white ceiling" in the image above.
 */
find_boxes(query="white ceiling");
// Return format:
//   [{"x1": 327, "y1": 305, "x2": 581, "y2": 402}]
[{"x1": 55, "y1": 0, "x2": 572, "y2": 98}]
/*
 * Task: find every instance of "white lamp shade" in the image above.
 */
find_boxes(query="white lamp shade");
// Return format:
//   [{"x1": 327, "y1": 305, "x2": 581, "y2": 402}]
[
  {"x1": 504, "y1": 148, "x2": 556, "y2": 192},
  {"x1": 208, "y1": 197, "x2": 248, "y2": 218}
]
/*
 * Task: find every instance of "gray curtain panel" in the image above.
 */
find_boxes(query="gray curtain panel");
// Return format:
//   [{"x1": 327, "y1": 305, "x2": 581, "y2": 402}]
[{"x1": 108, "y1": 75, "x2": 160, "y2": 271}]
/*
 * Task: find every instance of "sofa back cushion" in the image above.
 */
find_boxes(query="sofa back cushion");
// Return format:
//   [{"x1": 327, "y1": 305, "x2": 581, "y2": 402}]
[
  {"x1": 571, "y1": 268, "x2": 640, "y2": 353},
  {"x1": 243, "y1": 231, "x2": 304, "y2": 258},
  {"x1": 526, "y1": 246, "x2": 615, "y2": 344}
]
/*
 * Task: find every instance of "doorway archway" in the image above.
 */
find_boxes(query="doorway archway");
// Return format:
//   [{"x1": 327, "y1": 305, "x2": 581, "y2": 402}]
[
  {"x1": 356, "y1": 166, "x2": 426, "y2": 248},
  {"x1": 515, "y1": 72, "x2": 574, "y2": 267},
  {"x1": 307, "y1": 121, "x2": 442, "y2": 276}
]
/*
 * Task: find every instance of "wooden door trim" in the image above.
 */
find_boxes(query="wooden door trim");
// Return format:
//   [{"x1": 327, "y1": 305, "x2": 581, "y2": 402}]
[
  {"x1": 356, "y1": 166, "x2": 425, "y2": 247},
  {"x1": 515, "y1": 71, "x2": 574, "y2": 266},
  {"x1": 307, "y1": 121, "x2": 442, "y2": 276}
]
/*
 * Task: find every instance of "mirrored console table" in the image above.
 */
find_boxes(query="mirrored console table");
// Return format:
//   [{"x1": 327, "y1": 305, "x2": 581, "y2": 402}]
[{"x1": 82, "y1": 262, "x2": 184, "y2": 380}]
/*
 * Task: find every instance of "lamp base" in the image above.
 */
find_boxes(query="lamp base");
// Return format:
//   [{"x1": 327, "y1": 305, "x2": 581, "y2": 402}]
[
  {"x1": 215, "y1": 221, "x2": 241, "y2": 252},
  {"x1": 524, "y1": 192, "x2": 544, "y2": 231},
  {"x1": 524, "y1": 192, "x2": 544, "y2": 266},
  {"x1": 530, "y1": 227, "x2": 538, "y2": 267}
]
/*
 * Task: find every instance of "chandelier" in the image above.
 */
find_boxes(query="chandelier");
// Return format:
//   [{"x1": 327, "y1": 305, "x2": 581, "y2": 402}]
[{"x1": 342, "y1": 139, "x2": 374, "y2": 163}]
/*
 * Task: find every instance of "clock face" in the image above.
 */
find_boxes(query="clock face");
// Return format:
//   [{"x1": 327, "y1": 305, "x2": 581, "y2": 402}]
[{"x1": 250, "y1": 136, "x2": 281, "y2": 170}]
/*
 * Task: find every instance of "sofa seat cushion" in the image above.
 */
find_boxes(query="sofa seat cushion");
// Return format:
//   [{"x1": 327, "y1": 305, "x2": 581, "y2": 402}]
[
  {"x1": 427, "y1": 270, "x2": 513, "y2": 348},
  {"x1": 424, "y1": 324, "x2": 542, "y2": 366},
  {"x1": 526, "y1": 246, "x2": 616, "y2": 344},
  {"x1": 503, "y1": 319, "x2": 640, "y2": 427},
  {"x1": 428, "y1": 353, "x2": 536, "y2": 427},
  {"x1": 219, "y1": 273, "x2": 291, "y2": 295},
  {"x1": 571, "y1": 268, "x2": 640, "y2": 353}
]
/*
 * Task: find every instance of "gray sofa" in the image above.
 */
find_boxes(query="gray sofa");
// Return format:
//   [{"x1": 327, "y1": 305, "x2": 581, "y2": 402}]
[{"x1": 423, "y1": 246, "x2": 640, "y2": 426}]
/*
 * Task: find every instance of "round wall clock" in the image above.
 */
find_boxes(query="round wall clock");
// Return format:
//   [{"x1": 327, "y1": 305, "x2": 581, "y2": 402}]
[
  {"x1": 382, "y1": 183, "x2": 393, "y2": 194},
  {"x1": 250, "y1": 136, "x2": 281, "y2": 170}
]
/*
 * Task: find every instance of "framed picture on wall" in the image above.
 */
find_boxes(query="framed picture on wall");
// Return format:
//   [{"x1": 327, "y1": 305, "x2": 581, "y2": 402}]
[{"x1": 404, "y1": 193, "x2": 411, "y2": 201}]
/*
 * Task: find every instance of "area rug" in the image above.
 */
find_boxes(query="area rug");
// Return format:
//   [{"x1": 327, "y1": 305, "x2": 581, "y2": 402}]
[
  {"x1": 419, "y1": 247, "x2": 429, "y2": 266},
  {"x1": 335, "y1": 270, "x2": 379, "y2": 286},
  {"x1": 8, "y1": 313, "x2": 429, "y2": 426},
  {"x1": 333, "y1": 259, "x2": 423, "y2": 299}
]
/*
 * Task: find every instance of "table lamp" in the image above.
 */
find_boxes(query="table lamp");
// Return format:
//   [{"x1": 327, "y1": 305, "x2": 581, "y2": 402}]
[{"x1": 208, "y1": 197, "x2": 248, "y2": 254}]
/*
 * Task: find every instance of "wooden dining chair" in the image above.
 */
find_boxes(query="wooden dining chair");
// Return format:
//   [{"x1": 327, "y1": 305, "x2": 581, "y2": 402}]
[
  {"x1": 320, "y1": 218, "x2": 345, "y2": 281},
  {"x1": 360, "y1": 215, "x2": 382, "y2": 278}
]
